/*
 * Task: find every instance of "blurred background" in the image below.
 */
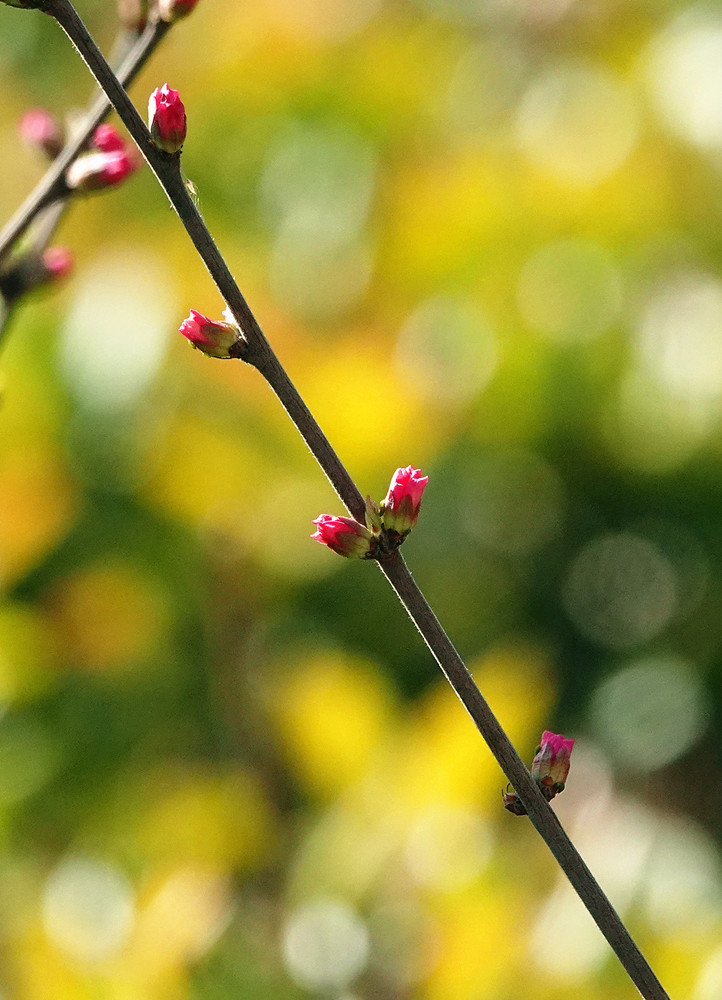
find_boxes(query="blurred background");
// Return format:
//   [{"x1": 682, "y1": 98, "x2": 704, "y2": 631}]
[{"x1": 0, "y1": 0, "x2": 721, "y2": 996}]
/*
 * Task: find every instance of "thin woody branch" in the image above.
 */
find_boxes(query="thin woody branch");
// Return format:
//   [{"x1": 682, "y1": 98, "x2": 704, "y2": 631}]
[
  {"x1": 15, "y1": 1, "x2": 670, "y2": 997},
  {"x1": 0, "y1": 16, "x2": 169, "y2": 268}
]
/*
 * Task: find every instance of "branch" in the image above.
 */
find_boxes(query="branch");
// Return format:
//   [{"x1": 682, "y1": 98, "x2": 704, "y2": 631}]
[
  {"x1": 38, "y1": 2, "x2": 670, "y2": 997},
  {"x1": 0, "y1": 16, "x2": 169, "y2": 266}
]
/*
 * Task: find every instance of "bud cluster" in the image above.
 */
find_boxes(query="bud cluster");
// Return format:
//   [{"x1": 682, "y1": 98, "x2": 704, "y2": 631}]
[
  {"x1": 65, "y1": 123, "x2": 138, "y2": 193},
  {"x1": 311, "y1": 466, "x2": 429, "y2": 561},
  {"x1": 6, "y1": 3, "x2": 202, "y2": 316},
  {"x1": 503, "y1": 730, "x2": 575, "y2": 816}
]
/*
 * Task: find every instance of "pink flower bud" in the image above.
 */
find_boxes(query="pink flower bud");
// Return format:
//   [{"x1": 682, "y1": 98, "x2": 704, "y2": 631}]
[
  {"x1": 380, "y1": 466, "x2": 428, "y2": 536},
  {"x1": 148, "y1": 84, "x2": 186, "y2": 154},
  {"x1": 65, "y1": 149, "x2": 137, "y2": 193},
  {"x1": 531, "y1": 730, "x2": 575, "y2": 800},
  {"x1": 179, "y1": 309, "x2": 242, "y2": 359},
  {"x1": 157, "y1": 0, "x2": 199, "y2": 22},
  {"x1": 92, "y1": 123, "x2": 127, "y2": 154},
  {"x1": 19, "y1": 109, "x2": 64, "y2": 159},
  {"x1": 41, "y1": 247, "x2": 73, "y2": 283},
  {"x1": 311, "y1": 515, "x2": 376, "y2": 559}
]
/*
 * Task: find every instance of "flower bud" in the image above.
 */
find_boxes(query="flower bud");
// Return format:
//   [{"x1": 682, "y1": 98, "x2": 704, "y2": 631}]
[
  {"x1": 157, "y1": 0, "x2": 199, "y2": 22},
  {"x1": 19, "y1": 108, "x2": 64, "y2": 159},
  {"x1": 41, "y1": 247, "x2": 74, "y2": 284},
  {"x1": 0, "y1": 246, "x2": 73, "y2": 301},
  {"x1": 531, "y1": 730, "x2": 574, "y2": 800},
  {"x1": 311, "y1": 515, "x2": 376, "y2": 559},
  {"x1": 380, "y1": 466, "x2": 428, "y2": 537},
  {"x1": 148, "y1": 84, "x2": 186, "y2": 154},
  {"x1": 92, "y1": 123, "x2": 127, "y2": 154},
  {"x1": 179, "y1": 309, "x2": 242, "y2": 359},
  {"x1": 65, "y1": 150, "x2": 137, "y2": 193}
]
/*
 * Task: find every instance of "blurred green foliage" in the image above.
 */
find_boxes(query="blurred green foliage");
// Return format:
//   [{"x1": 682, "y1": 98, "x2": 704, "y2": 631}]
[{"x1": 1, "y1": 0, "x2": 722, "y2": 997}]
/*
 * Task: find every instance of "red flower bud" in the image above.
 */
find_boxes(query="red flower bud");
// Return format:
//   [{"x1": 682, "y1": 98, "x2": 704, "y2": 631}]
[
  {"x1": 311, "y1": 515, "x2": 376, "y2": 559},
  {"x1": 157, "y1": 0, "x2": 199, "y2": 22},
  {"x1": 92, "y1": 123, "x2": 127, "y2": 154},
  {"x1": 531, "y1": 730, "x2": 575, "y2": 800},
  {"x1": 19, "y1": 108, "x2": 64, "y2": 159},
  {"x1": 179, "y1": 309, "x2": 242, "y2": 359},
  {"x1": 41, "y1": 247, "x2": 73, "y2": 283},
  {"x1": 148, "y1": 84, "x2": 186, "y2": 154},
  {"x1": 65, "y1": 149, "x2": 137, "y2": 192},
  {"x1": 380, "y1": 466, "x2": 428, "y2": 536}
]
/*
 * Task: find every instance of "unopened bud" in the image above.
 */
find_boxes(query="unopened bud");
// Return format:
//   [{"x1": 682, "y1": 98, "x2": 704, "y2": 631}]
[
  {"x1": 148, "y1": 84, "x2": 186, "y2": 154},
  {"x1": 65, "y1": 149, "x2": 137, "y2": 193},
  {"x1": 92, "y1": 123, "x2": 127, "y2": 154},
  {"x1": 157, "y1": 0, "x2": 199, "y2": 22},
  {"x1": 0, "y1": 246, "x2": 73, "y2": 301},
  {"x1": 380, "y1": 465, "x2": 428, "y2": 537},
  {"x1": 41, "y1": 247, "x2": 74, "y2": 284},
  {"x1": 179, "y1": 309, "x2": 242, "y2": 359},
  {"x1": 530, "y1": 730, "x2": 575, "y2": 801},
  {"x1": 311, "y1": 515, "x2": 376, "y2": 559},
  {"x1": 19, "y1": 108, "x2": 64, "y2": 159}
]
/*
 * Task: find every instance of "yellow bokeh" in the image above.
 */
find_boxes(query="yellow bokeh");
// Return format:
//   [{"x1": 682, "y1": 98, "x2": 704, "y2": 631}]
[
  {"x1": 424, "y1": 890, "x2": 524, "y2": 1000},
  {"x1": 46, "y1": 560, "x2": 171, "y2": 673},
  {"x1": 271, "y1": 648, "x2": 396, "y2": 800},
  {"x1": 143, "y1": 412, "x2": 265, "y2": 534},
  {"x1": 394, "y1": 643, "x2": 554, "y2": 814},
  {"x1": 134, "y1": 768, "x2": 274, "y2": 872},
  {"x1": 0, "y1": 446, "x2": 78, "y2": 589}
]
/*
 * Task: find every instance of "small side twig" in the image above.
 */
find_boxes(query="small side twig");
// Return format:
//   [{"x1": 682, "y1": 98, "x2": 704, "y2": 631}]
[{"x1": 0, "y1": 15, "x2": 169, "y2": 267}]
